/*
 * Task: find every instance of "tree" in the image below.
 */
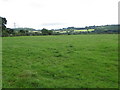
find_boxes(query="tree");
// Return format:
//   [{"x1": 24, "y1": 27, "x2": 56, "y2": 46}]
[
  {"x1": 0, "y1": 17, "x2": 8, "y2": 36},
  {"x1": 2, "y1": 17, "x2": 7, "y2": 31},
  {"x1": 7, "y1": 28, "x2": 15, "y2": 36},
  {"x1": 41, "y1": 28, "x2": 49, "y2": 35},
  {"x1": 25, "y1": 30, "x2": 29, "y2": 36},
  {"x1": 85, "y1": 26, "x2": 89, "y2": 33},
  {"x1": 48, "y1": 30, "x2": 53, "y2": 35},
  {"x1": 19, "y1": 30, "x2": 25, "y2": 36}
]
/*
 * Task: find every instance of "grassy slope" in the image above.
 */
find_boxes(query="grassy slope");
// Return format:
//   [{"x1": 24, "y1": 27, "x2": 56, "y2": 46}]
[
  {"x1": 74, "y1": 29, "x2": 95, "y2": 32},
  {"x1": 2, "y1": 34, "x2": 118, "y2": 88},
  {"x1": 54, "y1": 29, "x2": 95, "y2": 33}
]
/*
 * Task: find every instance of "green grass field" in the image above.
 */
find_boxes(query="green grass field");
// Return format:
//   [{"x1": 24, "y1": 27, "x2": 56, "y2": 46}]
[{"x1": 2, "y1": 34, "x2": 118, "y2": 88}]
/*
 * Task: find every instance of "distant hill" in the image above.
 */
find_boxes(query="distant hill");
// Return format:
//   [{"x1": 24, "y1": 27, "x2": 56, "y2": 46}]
[
  {"x1": 13, "y1": 28, "x2": 36, "y2": 31},
  {"x1": 9, "y1": 24, "x2": 120, "y2": 35},
  {"x1": 93, "y1": 24, "x2": 120, "y2": 33},
  {"x1": 95, "y1": 25, "x2": 119, "y2": 31}
]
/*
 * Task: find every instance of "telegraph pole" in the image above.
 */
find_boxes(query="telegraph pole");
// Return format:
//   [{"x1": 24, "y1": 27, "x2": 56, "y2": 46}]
[{"x1": 14, "y1": 22, "x2": 16, "y2": 28}]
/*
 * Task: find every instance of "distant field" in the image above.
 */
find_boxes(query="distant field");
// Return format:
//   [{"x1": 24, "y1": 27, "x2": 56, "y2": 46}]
[
  {"x1": 54, "y1": 29, "x2": 95, "y2": 33},
  {"x1": 74, "y1": 29, "x2": 95, "y2": 32},
  {"x1": 2, "y1": 34, "x2": 118, "y2": 88}
]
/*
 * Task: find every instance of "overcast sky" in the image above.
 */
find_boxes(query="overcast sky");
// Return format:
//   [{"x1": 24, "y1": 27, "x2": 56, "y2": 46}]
[{"x1": 0, "y1": 0, "x2": 119, "y2": 29}]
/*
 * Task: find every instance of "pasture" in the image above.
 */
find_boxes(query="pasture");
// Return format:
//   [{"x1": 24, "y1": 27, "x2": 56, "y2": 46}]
[{"x1": 2, "y1": 34, "x2": 118, "y2": 88}]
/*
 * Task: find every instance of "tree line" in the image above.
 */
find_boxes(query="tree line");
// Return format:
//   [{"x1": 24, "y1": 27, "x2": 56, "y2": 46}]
[
  {"x1": 0, "y1": 17, "x2": 119, "y2": 37},
  {"x1": 0, "y1": 17, "x2": 55, "y2": 37}
]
